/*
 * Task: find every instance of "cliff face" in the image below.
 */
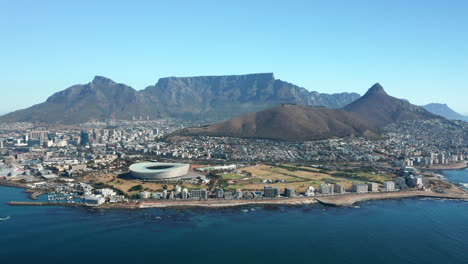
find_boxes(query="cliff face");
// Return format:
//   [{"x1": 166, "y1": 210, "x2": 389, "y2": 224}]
[
  {"x1": 0, "y1": 73, "x2": 361, "y2": 124},
  {"x1": 142, "y1": 73, "x2": 360, "y2": 120}
]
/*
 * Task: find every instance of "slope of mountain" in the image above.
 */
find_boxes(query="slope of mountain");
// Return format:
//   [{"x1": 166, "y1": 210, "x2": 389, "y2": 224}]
[
  {"x1": 343, "y1": 83, "x2": 441, "y2": 129},
  {"x1": 141, "y1": 73, "x2": 360, "y2": 120},
  {"x1": 0, "y1": 73, "x2": 361, "y2": 124},
  {"x1": 0, "y1": 76, "x2": 157, "y2": 124},
  {"x1": 421, "y1": 103, "x2": 467, "y2": 121},
  {"x1": 176, "y1": 104, "x2": 379, "y2": 141}
]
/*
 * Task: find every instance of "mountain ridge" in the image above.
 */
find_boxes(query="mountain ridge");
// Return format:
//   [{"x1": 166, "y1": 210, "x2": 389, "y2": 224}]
[
  {"x1": 0, "y1": 73, "x2": 361, "y2": 124},
  {"x1": 178, "y1": 83, "x2": 444, "y2": 141},
  {"x1": 343, "y1": 83, "x2": 441, "y2": 129},
  {"x1": 177, "y1": 104, "x2": 380, "y2": 141}
]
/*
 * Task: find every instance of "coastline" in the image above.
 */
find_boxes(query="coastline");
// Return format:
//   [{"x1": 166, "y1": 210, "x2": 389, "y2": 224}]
[
  {"x1": 315, "y1": 189, "x2": 467, "y2": 206},
  {"x1": 2, "y1": 173, "x2": 467, "y2": 210},
  {"x1": 7, "y1": 187, "x2": 467, "y2": 209},
  {"x1": 419, "y1": 161, "x2": 468, "y2": 171}
]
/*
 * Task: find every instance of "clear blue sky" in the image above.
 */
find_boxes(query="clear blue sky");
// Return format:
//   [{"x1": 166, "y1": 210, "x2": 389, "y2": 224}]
[{"x1": 1, "y1": 0, "x2": 467, "y2": 114}]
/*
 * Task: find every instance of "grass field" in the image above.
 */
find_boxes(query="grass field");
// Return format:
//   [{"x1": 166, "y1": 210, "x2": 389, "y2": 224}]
[
  {"x1": 85, "y1": 174, "x2": 202, "y2": 195},
  {"x1": 223, "y1": 164, "x2": 394, "y2": 192}
]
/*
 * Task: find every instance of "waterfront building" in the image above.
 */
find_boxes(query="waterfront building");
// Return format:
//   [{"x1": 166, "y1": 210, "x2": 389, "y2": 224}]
[
  {"x1": 97, "y1": 188, "x2": 117, "y2": 198},
  {"x1": 216, "y1": 188, "x2": 224, "y2": 198},
  {"x1": 162, "y1": 189, "x2": 168, "y2": 200},
  {"x1": 182, "y1": 188, "x2": 189, "y2": 199},
  {"x1": 139, "y1": 191, "x2": 151, "y2": 199},
  {"x1": 383, "y1": 181, "x2": 395, "y2": 192},
  {"x1": 152, "y1": 192, "x2": 163, "y2": 199},
  {"x1": 368, "y1": 182, "x2": 379, "y2": 192},
  {"x1": 408, "y1": 176, "x2": 424, "y2": 188},
  {"x1": 264, "y1": 186, "x2": 280, "y2": 198},
  {"x1": 190, "y1": 189, "x2": 208, "y2": 199},
  {"x1": 320, "y1": 184, "x2": 334, "y2": 195},
  {"x1": 305, "y1": 186, "x2": 316, "y2": 197},
  {"x1": 352, "y1": 184, "x2": 368, "y2": 193},
  {"x1": 284, "y1": 188, "x2": 295, "y2": 198},
  {"x1": 175, "y1": 185, "x2": 182, "y2": 195},
  {"x1": 83, "y1": 194, "x2": 105, "y2": 206},
  {"x1": 334, "y1": 184, "x2": 345, "y2": 194},
  {"x1": 396, "y1": 177, "x2": 407, "y2": 190},
  {"x1": 234, "y1": 189, "x2": 243, "y2": 199}
]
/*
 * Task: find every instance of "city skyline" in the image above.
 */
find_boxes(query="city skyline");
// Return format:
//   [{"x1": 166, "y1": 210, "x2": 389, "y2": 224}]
[{"x1": 1, "y1": 0, "x2": 467, "y2": 114}]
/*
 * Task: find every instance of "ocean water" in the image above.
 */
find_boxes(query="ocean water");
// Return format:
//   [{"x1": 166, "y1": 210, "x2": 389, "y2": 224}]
[{"x1": 0, "y1": 171, "x2": 467, "y2": 264}]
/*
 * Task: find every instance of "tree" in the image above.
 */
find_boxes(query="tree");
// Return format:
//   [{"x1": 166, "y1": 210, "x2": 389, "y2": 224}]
[{"x1": 128, "y1": 184, "x2": 143, "y2": 192}]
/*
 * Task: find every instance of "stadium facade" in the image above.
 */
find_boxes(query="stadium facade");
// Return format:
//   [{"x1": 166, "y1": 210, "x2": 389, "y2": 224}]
[{"x1": 129, "y1": 162, "x2": 190, "y2": 181}]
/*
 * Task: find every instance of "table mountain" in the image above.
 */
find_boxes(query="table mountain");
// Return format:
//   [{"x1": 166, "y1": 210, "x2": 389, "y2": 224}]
[
  {"x1": 0, "y1": 73, "x2": 361, "y2": 124},
  {"x1": 421, "y1": 103, "x2": 467, "y2": 121},
  {"x1": 176, "y1": 104, "x2": 379, "y2": 141},
  {"x1": 141, "y1": 73, "x2": 360, "y2": 121}
]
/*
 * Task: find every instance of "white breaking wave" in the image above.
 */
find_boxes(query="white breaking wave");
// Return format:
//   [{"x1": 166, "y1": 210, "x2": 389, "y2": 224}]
[{"x1": 0, "y1": 216, "x2": 11, "y2": 221}]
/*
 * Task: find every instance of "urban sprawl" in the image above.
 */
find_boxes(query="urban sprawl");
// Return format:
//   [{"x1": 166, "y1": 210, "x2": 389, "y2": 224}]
[{"x1": 1, "y1": 118, "x2": 467, "y2": 207}]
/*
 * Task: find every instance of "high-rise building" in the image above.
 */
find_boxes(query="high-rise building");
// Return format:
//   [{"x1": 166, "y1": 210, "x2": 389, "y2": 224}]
[
  {"x1": 216, "y1": 188, "x2": 224, "y2": 198},
  {"x1": 383, "y1": 181, "x2": 395, "y2": 192},
  {"x1": 320, "y1": 184, "x2": 334, "y2": 195},
  {"x1": 264, "y1": 186, "x2": 280, "y2": 198},
  {"x1": 80, "y1": 131, "x2": 90, "y2": 146},
  {"x1": 29, "y1": 130, "x2": 49, "y2": 140},
  {"x1": 190, "y1": 189, "x2": 208, "y2": 199},
  {"x1": 352, "y1": 184, "x2": 368, "y2": 193},
  {"x1": 182, "y1": 188, "x2": 189, "y2": 199},
  {"x1": 284, "y1": 188, "x2": 295, "y2": 198},
  {"x1": 367, "y1": 182, "x2": 379, "y2": 192},
  {"x1": 334, "y1": 184, "x2": 345, "y2": 194}
]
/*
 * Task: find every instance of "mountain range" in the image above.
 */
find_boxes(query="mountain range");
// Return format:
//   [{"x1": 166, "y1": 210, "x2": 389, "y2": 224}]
[
  {"x1": 0, "y1": 73, "x2": 360, "y2": 124},
  {"x1": 177, "y1": 84, "x2": 442, "y2": 141},
  {"x1": 421, "y1": 103, "x2": 468, "y2": 121}
]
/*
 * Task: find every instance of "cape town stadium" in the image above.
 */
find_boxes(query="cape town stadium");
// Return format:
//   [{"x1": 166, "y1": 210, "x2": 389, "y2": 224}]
[{"x1": 129, "y1": 162, "x2": 190, "y2": 181}]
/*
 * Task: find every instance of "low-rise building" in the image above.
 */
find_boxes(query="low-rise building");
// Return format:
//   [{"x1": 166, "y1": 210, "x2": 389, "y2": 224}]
[
  {"x1": 84, "y1": 194, "x2": 105, "y2": 206},
  {"x1": 305, "y1": 186, "x2": 316, "y2": 197},
  {"x1": 139, "y1": 191, "x2": 151, "y2": 199}
]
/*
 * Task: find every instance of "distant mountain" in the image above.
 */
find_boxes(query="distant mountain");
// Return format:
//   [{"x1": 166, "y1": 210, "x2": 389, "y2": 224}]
[
  {"x1": 176, "y1": 83, "x2": 443, "y2": 141},
  {"x1": 176, "y1": 104, "x2": 379, "y2": 141},
  {"x1": 421, "y1": 103, "x2": 467, "y2": 121},
  {"x1": 0, "y1": 73, "x2": 361, "y2": 124},
  {"x1": 343, "y1": 83, "x2": 441, "y2": 129},
  {"x1": 141, "y1": 73, "x2": 360, "y2": 120},
  {"x1": 0, "y1": 76, "x2": 157, "y2": 124}
]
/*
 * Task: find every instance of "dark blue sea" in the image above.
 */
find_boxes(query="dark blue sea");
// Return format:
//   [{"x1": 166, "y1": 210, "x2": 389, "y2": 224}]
[{"x1": 1, "y1": 170, "x2": 467, "y2": 264}]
